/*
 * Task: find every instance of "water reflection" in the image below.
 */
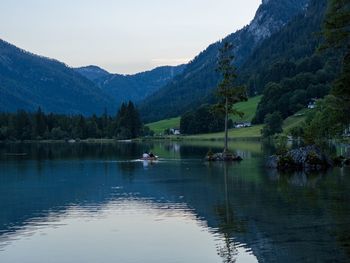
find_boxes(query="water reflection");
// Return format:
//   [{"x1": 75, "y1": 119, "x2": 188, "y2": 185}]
[{"x1": 0, "y1": 141, "x2": 349, "y2": 262}]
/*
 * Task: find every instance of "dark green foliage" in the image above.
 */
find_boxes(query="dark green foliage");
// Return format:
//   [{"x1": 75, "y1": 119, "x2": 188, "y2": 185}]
[
  {"x1": 300, "y1": 0, "x2": 350, "y2": 144},
  {"x1": 33, "y1": 107, "x2": 47, "y2": 138},
  {"x1": 0, "y1": 40, "x2": 116, "y2": 115},
  {"x1": 323, "y1": 0, "x2": 350, "y2": 127},
  {"x1": 114, "y1": 101, "x2": 143, "y2": 139},
  {"x1": 261, "y1": 112, "x2": 283, "y2": 137},
  {"x1": 247, "y1": 0, "x2": 339, "y2": 123},
  {"x1": 180, "y1": 105, "x2": 224, "y2": 135},
  {"x1": 0, "y1": 102, "x2": 145, "y2": 141}
]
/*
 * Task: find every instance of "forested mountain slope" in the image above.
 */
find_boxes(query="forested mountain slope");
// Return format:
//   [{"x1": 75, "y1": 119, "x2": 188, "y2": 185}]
[
  {"x1": 85, "y1": 65, "x2": 186, "y2": 105},
  {"x1": 0, "y1": 40, "x2": 116, "y2": 115},
  {"x1": 139, "y1": 0, "x2": 309, "y2": 122},
  {"x1": 243, "y1": 0, "x2": 339, "y2": 123}
]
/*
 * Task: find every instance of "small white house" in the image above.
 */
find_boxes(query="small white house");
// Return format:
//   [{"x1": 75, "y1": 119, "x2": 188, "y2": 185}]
[
  {"x1": 234, "y1": 122, "x2": 252, "y2": 129},
  {"x1": 308, "y1": 98, "x2": 318, "y2": 109},
  {"x1": 308, "y1": 102, "x2": 316, "y2": 109},
  {"x1": 170, "y1": 128, "x2": 181, "y2": 135}
]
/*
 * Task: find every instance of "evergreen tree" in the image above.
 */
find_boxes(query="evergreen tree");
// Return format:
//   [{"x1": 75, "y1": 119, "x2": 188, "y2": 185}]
[
  {"x1": 261, "y1": 112, "x2": 283, "y2": 137},
  {"x1": 115, "y1": 101, "x2": 143, "y2": 139},
  {"x1": 15, "y1": 110, "x2": 32, "y2": 140},
  {"x1": 213, "y1": 42, "x2": 247, "y2": 153},
  {"x1": 34, "y1": 107, "x2": 46, "y2": 138}
]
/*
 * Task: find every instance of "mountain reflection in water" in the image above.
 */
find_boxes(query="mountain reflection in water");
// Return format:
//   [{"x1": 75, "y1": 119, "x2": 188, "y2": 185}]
[{"x1": 0, "y1": 141, "x2": 349, "y2": 263}]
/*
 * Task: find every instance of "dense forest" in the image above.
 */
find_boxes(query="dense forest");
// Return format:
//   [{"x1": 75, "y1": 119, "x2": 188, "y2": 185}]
[
  {"x1": 0, "y1": 102, "x2": 149, "y2": 141},
  {"x1": 245, "y1": 0, "x2": 340, "y2": 123},
  {"x1": 180, "y1": 105, "x2": 225, "y2": 135}
]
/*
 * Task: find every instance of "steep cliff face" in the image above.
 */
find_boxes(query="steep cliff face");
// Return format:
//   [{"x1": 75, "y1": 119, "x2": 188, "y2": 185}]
[
  {"x1": 248, "y1": 0, "x2": 308, "y2": 42},
  {"x1": 139, "y1": 0, "x2": 310, "y2": 122}
]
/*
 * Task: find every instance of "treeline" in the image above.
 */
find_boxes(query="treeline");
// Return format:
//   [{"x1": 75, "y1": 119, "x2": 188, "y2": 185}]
[
  {"x1": 252, "y1": 55, "x2": 337, "y2": 123},
  {"x1": 180, "y1": 105, "x2": 225, "y2": 135},
  {"x1": 0, "y1": 101, "x2": 152, "y2": 141}
]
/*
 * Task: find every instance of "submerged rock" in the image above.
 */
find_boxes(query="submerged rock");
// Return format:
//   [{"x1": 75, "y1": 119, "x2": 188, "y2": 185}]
[{"x1": 266, "y1": 145, "x2": 333, "y2": 171}]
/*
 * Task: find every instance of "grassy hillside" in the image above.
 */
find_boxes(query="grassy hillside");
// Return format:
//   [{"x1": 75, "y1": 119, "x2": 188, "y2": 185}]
[
  {"x1": 186, "y1": 125, "x2": 263, "y2": 140},
  {"x1": 145, "y1": 96, "x2": 308, "y2": 140},
  {"x1": 283, "y1": 109, "x2": 309, "y2": 132},
  {"x1": 146, "y1": 96, "x2": 262, "y2": 135},
  {"x1": 146, "y1": 117, "x2": 180, "y2": 135},
  {"x1": 186, "y1": 110, "x2": 309, "y2": 140},
  {"x1": 231, "y1": 95, "x2": 262, "y2": 122}
]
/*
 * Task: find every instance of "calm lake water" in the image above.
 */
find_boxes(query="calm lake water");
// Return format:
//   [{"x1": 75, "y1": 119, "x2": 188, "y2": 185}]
[{"x1": 0, "y1": 141, "x2": 349, "y2": 263}]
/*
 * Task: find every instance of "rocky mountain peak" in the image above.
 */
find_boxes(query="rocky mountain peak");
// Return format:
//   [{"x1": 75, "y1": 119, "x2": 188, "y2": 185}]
[{"x1": 248, "y1": 0, "x2": 309, "y2": 42}]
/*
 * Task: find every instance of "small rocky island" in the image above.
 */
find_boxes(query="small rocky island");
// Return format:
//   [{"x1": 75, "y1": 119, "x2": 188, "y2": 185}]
[
  {"x1": 266, "y1": 145, "x2": 333, "y2": 171},
  {"x1": 206, "y1": 151, "x2": 243, "y2": 162}
]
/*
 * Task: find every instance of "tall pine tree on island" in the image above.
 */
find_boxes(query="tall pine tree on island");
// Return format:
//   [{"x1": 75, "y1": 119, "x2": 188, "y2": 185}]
[{"x1": 213, "y1": 42, "x2": 247, "y2": 156}]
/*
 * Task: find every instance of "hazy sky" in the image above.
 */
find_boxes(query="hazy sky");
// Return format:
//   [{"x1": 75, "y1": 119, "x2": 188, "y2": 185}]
[{"x1": 0, "y1": 0, "x2": 261, "y2": 74}]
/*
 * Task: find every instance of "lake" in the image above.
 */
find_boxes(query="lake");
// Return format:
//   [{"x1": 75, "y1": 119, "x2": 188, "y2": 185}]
[{"x1": 0, "y1": 141, "x2": 349, "y2": 263}]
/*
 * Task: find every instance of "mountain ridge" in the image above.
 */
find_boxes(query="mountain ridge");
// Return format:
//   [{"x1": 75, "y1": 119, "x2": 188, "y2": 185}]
[
  {"x1": 76, "y1": 64, "x2": 186, "y2": 105},
  {"x1": 0, "y1": 39, "x2": 116, "y2": 115}
]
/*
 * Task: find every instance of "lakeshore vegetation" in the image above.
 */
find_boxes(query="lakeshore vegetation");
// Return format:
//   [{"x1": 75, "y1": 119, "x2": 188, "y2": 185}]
[{"x1": 0, "y1": 101, "x2": 151, "y2": 141}]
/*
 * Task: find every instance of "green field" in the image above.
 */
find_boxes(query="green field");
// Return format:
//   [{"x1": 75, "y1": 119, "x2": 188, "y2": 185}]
[
  {"x1": 145, "y1": 117, "x2": 180, "y2": 135},
  {"x1": 146, "y1": 96, "x2": 262, "y2": 135},
  {"x1": 186, "y1": 110, "x2": 309, "y2": 140},
  {"x1": 186, "y1": 125, "x2": 263, "y2": 140},
  {"x1": 230, "y1": 95, "x2": 262, "y2": 122},
  {"x1": 283, "y1": 109, "x2": 309, "y2": 132},
  {"x1": 145, "y1": 95, "x2": 308, "y2": 140}
]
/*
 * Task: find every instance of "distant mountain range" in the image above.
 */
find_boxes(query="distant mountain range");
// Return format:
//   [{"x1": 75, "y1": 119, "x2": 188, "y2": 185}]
[
  {"x1": 74, "y1": 65, "x2": 110, "y2": 81},
  {"x1": 0, "y1": 39, "x2": 184, "y2": 115},
  {"x1": 0, "y1": 39, "x2": 115, "y2": 115},
  {"x1": 75, "y1": 64, "x2": 186, "y2": 105},
  {"x1": 1, "y1": 0, "x2": 320, "y2": 119}
]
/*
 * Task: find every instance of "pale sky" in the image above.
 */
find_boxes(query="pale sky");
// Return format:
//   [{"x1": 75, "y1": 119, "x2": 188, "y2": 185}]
[{"x1": 0, "y1": 0, "x2": 261, "y2": 74}]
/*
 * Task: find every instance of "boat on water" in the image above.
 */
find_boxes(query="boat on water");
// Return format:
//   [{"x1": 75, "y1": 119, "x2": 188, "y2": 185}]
[
  {"x1": 141, "y1": 152, "x2": 158, "y2": 161},
  {"x1": 141, "y1": 156, "x2": 158, "y2": 161}
]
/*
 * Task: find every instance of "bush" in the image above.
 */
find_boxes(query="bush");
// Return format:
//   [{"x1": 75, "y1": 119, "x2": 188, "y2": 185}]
[{"x1": 261, "y1": 111, "x2": 283, "y2": 137}]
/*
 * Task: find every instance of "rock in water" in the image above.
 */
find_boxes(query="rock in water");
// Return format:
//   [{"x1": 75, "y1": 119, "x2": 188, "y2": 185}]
[
  {"x1": 266, "y1": 145, "x2": 333, "y2": 171},
  {"x1": 206, "y1": 152, "x2": 243, "y2": 162}
]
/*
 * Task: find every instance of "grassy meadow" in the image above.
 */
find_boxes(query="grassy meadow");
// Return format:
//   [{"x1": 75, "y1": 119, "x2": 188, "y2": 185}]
[{"x1": 145, "y1": 95, "x2": 309, "y2": 140}]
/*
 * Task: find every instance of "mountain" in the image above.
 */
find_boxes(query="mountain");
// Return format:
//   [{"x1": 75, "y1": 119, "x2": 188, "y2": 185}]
[
  {"x1": 75, "y1": 65, "x2": 111, "y2": 81},
  {"x1": 76, "y1": 64, "x2": 186, "y2": 105},
  {"x1": 0, "y1": 39, "x2": 116, "y2": 115},
  {"x1": 241, "y1": 0, "x2": 337, "y2": 123},
  {"x1": 138, "y1": 0, "x2": 309, "y2": 122}
]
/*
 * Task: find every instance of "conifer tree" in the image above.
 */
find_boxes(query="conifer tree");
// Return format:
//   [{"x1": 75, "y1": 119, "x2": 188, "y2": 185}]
[
  {"x1": 214, "y1": 42, "x2": 247, "y2": 154},
  {"x1": 34, "y1": 107, "x2": 46, "y2": 138}
]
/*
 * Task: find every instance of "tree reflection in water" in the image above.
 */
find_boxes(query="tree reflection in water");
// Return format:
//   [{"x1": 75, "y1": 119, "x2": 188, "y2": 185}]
[{"x1": 214, "y1": 163, "x2": 247, "y2": 263}]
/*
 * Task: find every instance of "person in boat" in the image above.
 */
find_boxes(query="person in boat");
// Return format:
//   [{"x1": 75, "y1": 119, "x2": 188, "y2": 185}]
[
  {"x1": 142, "y1": 152, "x2": 150, "y2": 159},
  {"x1": 149, "y1": 152, "x2": 155, "y2": 158}
]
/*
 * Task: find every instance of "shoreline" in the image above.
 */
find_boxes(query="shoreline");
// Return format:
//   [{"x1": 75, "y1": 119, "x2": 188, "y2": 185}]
[{"x1": 0, "y1": 136, "x2": 262, "y2": 144}]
